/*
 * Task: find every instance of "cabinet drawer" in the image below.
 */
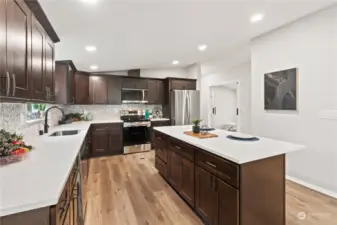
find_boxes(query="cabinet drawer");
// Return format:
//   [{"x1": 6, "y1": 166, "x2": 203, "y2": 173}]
[
  {"x1": 152, "y1": 121, "x2": 170, "y2": 127},
  {"x1": 155, "y1": 156, "x2": 167, "y2": 178},
  {"x1": 154, "y1": 140, "x2": 168, "y2": 163},
  {"x1": 169, "y1": 138, "x2": 194, "y2": 162},
  {"x1": 91, "y1": 123, "x2": 122, "y2": 131},
  {"x1": 196, "y1": 150, "x2": 239, "y2": 188}
]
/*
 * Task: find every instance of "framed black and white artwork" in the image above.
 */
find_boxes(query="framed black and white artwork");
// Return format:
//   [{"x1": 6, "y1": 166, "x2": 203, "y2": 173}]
[{"x1": 264, "y1": 68, "x2": 297, "y2": 110}]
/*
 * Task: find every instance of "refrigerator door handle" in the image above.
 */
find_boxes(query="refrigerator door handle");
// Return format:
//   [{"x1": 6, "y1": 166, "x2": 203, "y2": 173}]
[{"x1": 188, "y1": 91, "x2": 192, "y2": 123}]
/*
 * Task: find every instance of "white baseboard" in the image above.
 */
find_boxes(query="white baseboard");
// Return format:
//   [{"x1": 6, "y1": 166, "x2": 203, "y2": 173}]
[{"x1": 286, "y1": 175, "x2": 337, "y2": 199}]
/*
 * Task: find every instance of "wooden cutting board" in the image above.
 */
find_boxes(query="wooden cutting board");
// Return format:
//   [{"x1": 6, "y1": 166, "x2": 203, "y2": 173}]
[{"x1": 184, "y1": 131, "x2": 218, "y2": 139}]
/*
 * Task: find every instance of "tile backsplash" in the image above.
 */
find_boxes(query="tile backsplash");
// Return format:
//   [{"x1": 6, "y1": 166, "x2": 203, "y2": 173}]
[
  {"x1": 63, "y1": 104, "x2": 162, "y2": 120},
  {"x1": 0, "y1": 103, "x2": 62, "y2": 136},
  {"x1": 0, "y1": 103, "x2": 162, "y2": 136}
]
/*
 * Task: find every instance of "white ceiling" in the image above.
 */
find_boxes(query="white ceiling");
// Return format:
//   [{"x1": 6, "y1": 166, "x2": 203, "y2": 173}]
[{"x1": 39, "y1": 0, "x2": 335, "y2": 72}]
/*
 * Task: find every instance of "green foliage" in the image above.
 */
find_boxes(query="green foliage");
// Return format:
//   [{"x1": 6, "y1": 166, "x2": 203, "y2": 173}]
[
  {"x1": 0, "y1": 130, "x2": 32, "y2": 157},
  {"x1": 192, "y1": 119, "x2": 202, "y2": 126}
]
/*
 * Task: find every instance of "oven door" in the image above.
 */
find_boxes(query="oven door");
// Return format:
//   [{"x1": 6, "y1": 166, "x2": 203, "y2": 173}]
[{"x1": 123, "y1": 126, "x2": 151, "y2": 154}]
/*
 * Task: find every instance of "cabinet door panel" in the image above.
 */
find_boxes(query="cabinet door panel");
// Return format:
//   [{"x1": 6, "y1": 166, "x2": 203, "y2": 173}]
[
  {"x1": 6, "y1": 0, "x2": 31, "y2": 98},
  {"x1": 167, "y1": 149, "x2": 182, "y2": 191},
  {"x1": 195, "y1": 166, "x2": 218, "y2": 225},
  {"x1": 147, "y1": 79, "x2": 157, "y2": 104},
  {"x1": 45, "y1": 36, "x2": 55, "y2": 102},
  {"x1": 91, "y1": 130, "x2": 109, "y2": 157},
  {"x1": 157, "y1": 80, "x2": 165, "y2": 104},
  {"x1": 89, "y1": 76, "x2": 108, "y2": 104},
  {"x1": 108, "y1": 76, "x2": 122, "y2": 104},
  {"x1": 75, "y1": 72, "x2": 89, "y2": 104},
  {"x1": 31, "y1": 16, "x2": 45, "y2": 100},
  {"x1": 109, "y1": 132, "x2": 123, "y2": 155},
  {"x1": 180, "y1": 158, "x2": 195, "y2": 207},
  {"x1": 0, "y1": 0, "x2": 6, "y2": 97},
  {"x1": 218, "y1": 179, "x2": 239, "y2": 225}
]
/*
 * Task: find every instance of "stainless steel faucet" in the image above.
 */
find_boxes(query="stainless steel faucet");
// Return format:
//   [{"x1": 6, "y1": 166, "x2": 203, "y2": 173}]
[{"x1": 44, "y1": 106, "x2": 65, "y2": 133}]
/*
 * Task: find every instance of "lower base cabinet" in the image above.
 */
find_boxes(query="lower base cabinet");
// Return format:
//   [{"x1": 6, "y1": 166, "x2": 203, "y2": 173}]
[
  {"x1": 195, "y1": 166, "x2": 218, "y2": 225},
  {"x1": 218, "y1": 179, "x2": 239, "y2": 225},
  {"x1": 180, "y1": 158, "x2": 195, "y2": 207},
  {"x1": 90, "y1": 123, "x2": 123, "y2": 157}
]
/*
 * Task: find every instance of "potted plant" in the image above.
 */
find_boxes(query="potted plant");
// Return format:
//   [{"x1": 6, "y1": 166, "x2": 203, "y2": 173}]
[{"x1": 192, "y1": 119, "x2": 202, "y2": 134}]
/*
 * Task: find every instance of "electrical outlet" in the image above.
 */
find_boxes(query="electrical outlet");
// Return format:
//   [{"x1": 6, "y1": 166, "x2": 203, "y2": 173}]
[{"x1": 319, "y1": 110, "x2": 337, "y2": 120}]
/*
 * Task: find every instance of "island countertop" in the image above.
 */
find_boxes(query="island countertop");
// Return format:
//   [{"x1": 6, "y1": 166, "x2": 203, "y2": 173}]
[{"x1": 154, "y1": 125, "x2": 305, "y2": 164}]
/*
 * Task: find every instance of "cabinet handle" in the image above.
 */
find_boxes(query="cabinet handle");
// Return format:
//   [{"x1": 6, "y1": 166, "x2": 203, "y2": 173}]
[
  {"x1": 45, "y1": 87, "x2": 49, "y2": 100},
  {"x1": 206, "y1": 161, "x2": 217, "y2": 168},
  {"x1": 174, "y1": 145, "x2": 181, "y2": 150},
  {"x1": 6, "y1": 72, "x2": 10, "y2": 96},
  {"x1": 12, "y1": 74, "x2": 16, "y2": 96}
]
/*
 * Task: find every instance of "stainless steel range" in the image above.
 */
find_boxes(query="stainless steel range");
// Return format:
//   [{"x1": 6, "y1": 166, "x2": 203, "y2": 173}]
[{"x1": 121, "y1": 109, "x2": 152, "y2": 154}]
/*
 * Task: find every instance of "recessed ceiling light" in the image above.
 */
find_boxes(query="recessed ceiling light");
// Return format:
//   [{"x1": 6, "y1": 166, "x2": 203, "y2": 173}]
[
  {"x1": 80, "y1": 0, "x2": 98, "y2": 4},
  {"x1": 85, "y1": 46, "x2": 97, "y2": 52},
  {"x1": 90, "y1": 65, "x2": 98, "y2": 70},
  {"x1": 250, "y1": 13, "x2": 264, "y2": 23},
  {"x1": 172, "y1": 60, "x2": 180, "y2": 65},
  {"x1": 198, "y1": 45, "x2": 208, "y2": 52}
]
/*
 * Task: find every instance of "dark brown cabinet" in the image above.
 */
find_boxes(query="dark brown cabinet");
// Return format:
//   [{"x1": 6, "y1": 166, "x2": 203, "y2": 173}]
[
  {"x1": 45, "y1": 36, "x2": 55, "y2": 102},
  {"x1": 180, "y1": 157, "x2": 195, "y2": 206},
  {"x1": 122, "y1": 77, "x2": 148, "y2": 90},
  {"x1": 195, "y1": 166, "x2": 218, "y2": 225},
  {"x1": 89, "y1": 76, "x2": 108, "y2": 104},
  {"x1": 31, "y1": 16, "x2": 55, "y2": 102},
  {"x1": 31, "y1": 15, "x2": 45, "y2": 100},
  {"x1": 0, "y1": 0, "x2": 32, "y2": 99},
  {"x1": 55, "y1": 61, "x2": 77, "y2": 104},
  {"x1": 148, "y1": 79, "x2": 164, "y2": 104},
  {"x1": 108, "y1": 76, "x2": 122, "y2": 104},
  {"x1": 166, "y1": 139, "x2": 195, "y2": 207},
  {"x1": 170, "y1": 79, "x2": 196, "y2": 90},
  {"x1": 91, "y1": 123, "x2": 123, "y2": 157},
  {"x1": 218, "y1": 179, "x2": 239, "y2": 225},
  {"x1": 167, "y1": 149, "x2": 182, "y2": 190},
  {"x1": 75, "y1": 71, "x2": 89, "y2": 104}
]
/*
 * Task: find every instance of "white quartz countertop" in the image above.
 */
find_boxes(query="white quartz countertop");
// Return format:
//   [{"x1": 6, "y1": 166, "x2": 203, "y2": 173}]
[
  {"x1": 150, "y1": 118, "x2": 170, "y2": 121},
  {"x1": 154, "y1": 125, "x2": 305, "y2": 164},
  {"x1": 0, "y1": 120, "x2": 122, "y2": 217}
]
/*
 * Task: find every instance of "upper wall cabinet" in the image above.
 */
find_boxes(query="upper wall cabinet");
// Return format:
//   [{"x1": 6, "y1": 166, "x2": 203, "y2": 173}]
[
  {"x1": 122, "y1": 78, "x2": 148, "y2": 90},
  {"x1": 0, "y1": 0, "x2": 32, "y2": 100},
  {"x1": 170, "y1": 78, "x2": 196, "y2": 90},
  {"x1": 148, "y1": 79, "x2": 164, "y2": 104},
  {"x1": 89, "y1": 75, "x2": 122, "y2": 105},
  {"x1": 75, "y1": 71, "x2": 90, "y2": 104},
  {"x1": 0, "y1": 0, "x2": 58, "y2": 102},
  {"x1": 55, "y1": 61, "x2": 77, "y2": 104}
]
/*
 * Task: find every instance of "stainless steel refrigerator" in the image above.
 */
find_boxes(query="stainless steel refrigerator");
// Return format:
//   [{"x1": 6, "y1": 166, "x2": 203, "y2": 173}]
[{"x1": 171, "y1": 90, "x2": 200, "y2": 125}]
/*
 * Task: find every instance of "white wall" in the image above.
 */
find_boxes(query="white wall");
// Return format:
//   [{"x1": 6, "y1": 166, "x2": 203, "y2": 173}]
[
  {"x1": 200, "y1": 62, "x2": 251, "y2": 132},
  {"x1": 186, "y1": 63, "x2": 201, "y2": 90},
  {"x1": 140, "y1": 67, "x2": 189, "y2": 79},
  {"x1": 251, "y1": 6, "x2": 337, "y2": 193}
]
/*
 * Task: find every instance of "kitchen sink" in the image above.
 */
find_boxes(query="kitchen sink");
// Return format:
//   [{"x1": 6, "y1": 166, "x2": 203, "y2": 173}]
[{"x1": 49, "y1": 130, "x2": 81, "y2": 137}]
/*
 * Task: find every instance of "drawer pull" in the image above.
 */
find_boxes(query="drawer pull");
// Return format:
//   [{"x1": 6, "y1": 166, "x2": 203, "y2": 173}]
[
  {"x1": 174, "y1": 145, "x2": 181, "y2": 150},
  {"x1": 206, "y1": 161, "x2": 217, "y2": 168}
]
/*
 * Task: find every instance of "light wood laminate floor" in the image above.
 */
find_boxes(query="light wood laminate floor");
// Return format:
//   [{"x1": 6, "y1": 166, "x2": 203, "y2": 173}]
[{"x1": 84, "y1": 151, "x2": 337, "y2": 225}]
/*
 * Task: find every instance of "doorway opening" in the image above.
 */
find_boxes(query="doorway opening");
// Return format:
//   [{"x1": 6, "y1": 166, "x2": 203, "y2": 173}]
[{"x1": 209, "y1": 81, "x2": 240, "y2": 131}]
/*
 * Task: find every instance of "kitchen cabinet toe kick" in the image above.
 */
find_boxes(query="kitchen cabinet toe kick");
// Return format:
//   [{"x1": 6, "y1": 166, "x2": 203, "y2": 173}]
[{"x1": 153, "y1": 130, "x2": 286, "y2": 225}]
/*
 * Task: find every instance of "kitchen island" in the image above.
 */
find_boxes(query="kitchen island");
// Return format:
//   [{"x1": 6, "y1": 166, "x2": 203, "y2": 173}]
[{"x1": 153, "y1": 125, "x2": 305, "y2": 225}]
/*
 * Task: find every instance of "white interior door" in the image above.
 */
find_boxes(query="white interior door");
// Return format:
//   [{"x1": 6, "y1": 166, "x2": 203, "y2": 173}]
[{"x1": 210, "y1": 86, "x2": 238, "y2": 129}]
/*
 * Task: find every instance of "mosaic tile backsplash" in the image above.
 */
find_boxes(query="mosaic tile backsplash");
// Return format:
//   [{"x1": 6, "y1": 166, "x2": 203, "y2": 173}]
[
  {"x1": 63, "y1": 104, "x2": 162, "y2": 120},
  {"x1": 0, "y1": 103, "x2": 62, "y2": 136},
  {"x1": 0, "y1": 103, "x2": 162, "y2": 136}
]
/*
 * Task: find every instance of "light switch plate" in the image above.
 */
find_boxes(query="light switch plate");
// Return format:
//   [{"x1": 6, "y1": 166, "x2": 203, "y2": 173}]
[{"x1": 319, "y1": 110, "x2": 337, "y2": 120}]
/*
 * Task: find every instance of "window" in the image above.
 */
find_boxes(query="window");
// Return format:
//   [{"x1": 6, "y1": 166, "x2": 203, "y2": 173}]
[{"x1": 27, "y1": 103, "x2": 47, "y2": 121}]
